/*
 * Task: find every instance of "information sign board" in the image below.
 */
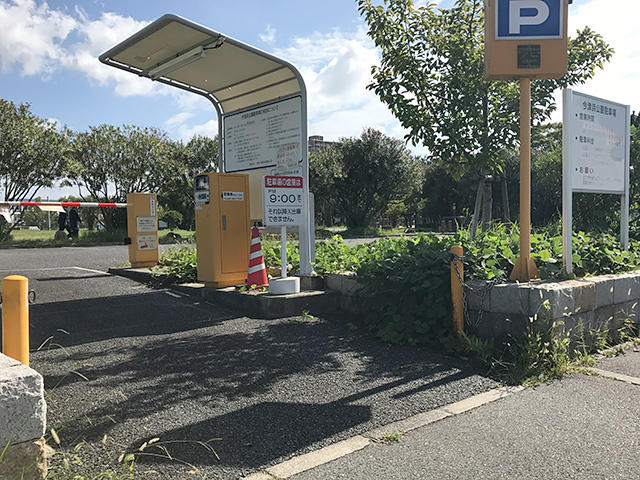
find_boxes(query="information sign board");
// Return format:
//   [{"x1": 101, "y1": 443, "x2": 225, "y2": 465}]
[
  {"x1": 222, "y1": 191, "x2": 244, "y2": 201},
  {"x1": 562, "y1": 89, "x2": 631, "y2": 273},
  {"x1": 564, "y1": 90, "x2": 628, "y2": 193},
  {"x1": 224, "y1": 96, "x2": 302, "y2": 173},
  {"x1": 136, "y1": 216, "x2": 157, "y2": 233},
  {"x1": 262, "y1": 176, "x2": 304, "y2": 226}
]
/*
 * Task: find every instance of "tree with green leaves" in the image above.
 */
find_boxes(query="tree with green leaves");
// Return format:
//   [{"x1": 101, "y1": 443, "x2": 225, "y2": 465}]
[
  {"x1": 330, "y1": 128, "x2": 415, "y2": 229},
  {"x1": 67, "y1": 124, "x2": 177, "y2": 229},
  {"x1": 157, "y1": 135, "x2": 219, "y2": 230},
  {"x1": 309, "y1": 147, "x2": 342, "y2": 226},
  {"x1": 358, "y1": 0, "x2": 613, "y2": 231},
  {"x1": 0, "y1": 99, "x2": 68, "y2": 239}
]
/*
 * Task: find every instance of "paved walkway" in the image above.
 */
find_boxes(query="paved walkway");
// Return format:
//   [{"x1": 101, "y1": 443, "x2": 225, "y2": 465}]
[{"x1": 244, "y1": 347, "x2": 640, "y2": 480}]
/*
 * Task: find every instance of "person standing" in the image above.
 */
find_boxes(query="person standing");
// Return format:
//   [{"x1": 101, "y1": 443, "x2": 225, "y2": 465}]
[{"x1": 68, "y1": 207, "x2": 81, "y2": 239}]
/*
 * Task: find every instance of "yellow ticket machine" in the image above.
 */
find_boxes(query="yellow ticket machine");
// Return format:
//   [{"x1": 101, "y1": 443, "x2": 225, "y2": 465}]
[
  {"x1": 195, "y1": 172, "x2": 250, "y2": 287},
  {"x1": 126, "y1": 193, "x2": 159, "y2": 268}
]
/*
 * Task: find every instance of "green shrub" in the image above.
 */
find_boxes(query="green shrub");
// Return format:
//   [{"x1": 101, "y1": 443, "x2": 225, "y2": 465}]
[
  {"x1": 353, "y1": 234, "x2": 456, "y2": 346},
  {"x1": 150, "y1": 246, "x2": 197, "y2": 287},
  {"x1": 456, "y1": 222, "x2": 640, "y2": 281}
]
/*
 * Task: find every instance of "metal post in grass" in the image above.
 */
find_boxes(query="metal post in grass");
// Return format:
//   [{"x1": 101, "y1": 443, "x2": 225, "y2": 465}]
[{"x1": 450, "y1": 246, "x2": 464, "y2": 335}]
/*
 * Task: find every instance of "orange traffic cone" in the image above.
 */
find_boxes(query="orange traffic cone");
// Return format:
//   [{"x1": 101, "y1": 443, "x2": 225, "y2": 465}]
[{"x1": 247, "y1": 226, "x2": 268, "y2": 287}]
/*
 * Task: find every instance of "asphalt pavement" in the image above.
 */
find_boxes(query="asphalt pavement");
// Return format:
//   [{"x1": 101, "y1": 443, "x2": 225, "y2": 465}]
[
  {"x1": 0, "y1": 243, "x2": 179, "y2": 273},
  {"x1": 289, "y1": 350, "x2": 640, "y2": 480},
  {"x1": 0, "y1": 246, "x2": 499, "y2": 479}
]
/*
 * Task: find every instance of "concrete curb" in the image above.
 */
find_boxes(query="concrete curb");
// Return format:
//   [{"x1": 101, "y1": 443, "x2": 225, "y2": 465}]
[
  {"x1": 108, "y1": 266, "x2": 153, "y2": 283},
  {"x1": 588, "y1": 367, "x2": 640, "y2": 386},
  {"x1": 239, "y1": 385, "x2": 524, "y2": 480},
  {"x1": 109, "y1": 267, "x2": 340, "y2": 319}
]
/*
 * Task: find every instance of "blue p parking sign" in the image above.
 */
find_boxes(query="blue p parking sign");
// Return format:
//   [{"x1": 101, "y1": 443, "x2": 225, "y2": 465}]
[{"x1": 496, "y1": 0, "x2": 563, "y2": 40}]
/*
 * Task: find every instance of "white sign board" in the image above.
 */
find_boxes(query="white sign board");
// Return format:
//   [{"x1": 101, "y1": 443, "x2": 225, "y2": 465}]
[
  {"x1": 136, "y1": 216, "x2": 157, "y2": 233},
  {"x1": 262, "y1": 175, "x2": 304, "y2": 226},
  {"x1": 137, "y1": 234, "x2": 157, "y2": 251},
  {"x1": 564, "y1": 90, "x2": 627, "y2": 193},
  {"x1": 562, "y1": 89, "x2": 631, "y2": 273},
  {"x1": 194, "y1": 175, "x2": 210, "y2": 205},
  {"x1": 221, "y1": 191, "x2": 245, "y2": 201},
  {"x1": 224, "y1": 96, "x2": 302, "y2": 173}
]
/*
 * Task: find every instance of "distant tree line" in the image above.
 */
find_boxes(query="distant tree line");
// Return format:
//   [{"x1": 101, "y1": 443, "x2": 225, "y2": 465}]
[{"x1": 0, "y1": 98, "x2": 217, "y2": 240}]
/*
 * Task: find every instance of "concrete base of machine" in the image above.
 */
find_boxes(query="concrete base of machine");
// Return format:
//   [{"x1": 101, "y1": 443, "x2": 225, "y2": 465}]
[
  {"x1": 130, "y1": 262, "x2": 157, "y2": 268},
  {"x1": 269, "y1": 277, "x2": 300, "y2": 295}
]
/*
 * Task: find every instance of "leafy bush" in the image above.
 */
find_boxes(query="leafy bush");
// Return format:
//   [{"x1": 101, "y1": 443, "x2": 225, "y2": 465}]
[
  {"x1": 150, "y1": 246, "x2": 197, "y2": 287},
  {"x1": 354, "y1": 234, "x2": 456, "y2": 346},
  {"x1": 456, "y1": 223, "x2": 640, "y2": 280}
]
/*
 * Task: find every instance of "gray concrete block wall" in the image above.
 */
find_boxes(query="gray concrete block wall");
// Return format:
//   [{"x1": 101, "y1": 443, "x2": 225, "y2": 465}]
[
  {"x1": 324, "y1": 271, "x2": 640, "y2": 341},
  {"x1": 0, "y1": 353, "x2": 47, "y2": 446},
  {"x1": 466, "y1": 271, "x2": 640, "y2": 340}
]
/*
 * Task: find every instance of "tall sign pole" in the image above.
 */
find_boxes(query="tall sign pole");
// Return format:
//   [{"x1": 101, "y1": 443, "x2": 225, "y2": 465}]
[
  {"x1": 484, "y1": 0, "x2": 569, "y2": 281},
  {"x1": 511, "y1": 78, "x2": 540, "y2": 280}
]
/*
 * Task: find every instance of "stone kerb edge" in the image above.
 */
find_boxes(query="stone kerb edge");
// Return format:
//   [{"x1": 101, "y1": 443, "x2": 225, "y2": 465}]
[{"x1": 0, "y1": 353, "x2": 47, "y2": 446}]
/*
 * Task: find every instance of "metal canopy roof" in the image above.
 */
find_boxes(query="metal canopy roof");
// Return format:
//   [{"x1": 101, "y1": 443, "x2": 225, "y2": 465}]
[{"x1": 98, "y1": 14, "x2": 305, "y2": 115}]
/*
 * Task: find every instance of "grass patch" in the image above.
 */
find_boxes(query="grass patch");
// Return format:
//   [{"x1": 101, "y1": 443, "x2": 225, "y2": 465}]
[
  {"x1": 463, "y1": 305, "x2": 640, "y2": 385},
  {"x1": 0, "y1": 228, "x2": 194, "y2": 247},
  {"x1": 0, "y1": 228, "x2": 128, "y2": 247},
  {"x1": 375, "y1": 432, "x2": 403, "y2": 444}
]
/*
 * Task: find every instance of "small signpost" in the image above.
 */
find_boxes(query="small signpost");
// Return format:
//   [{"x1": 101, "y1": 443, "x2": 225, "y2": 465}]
[
  {"x1": 562, "y1": 89, "x2": 631, "y2": 273},
  {"x1": 484, "y1": 0, "x2": 569, "y2": 281},
  {"x1": 263, "y1": 175, "x2": 304, "y2": 280}
]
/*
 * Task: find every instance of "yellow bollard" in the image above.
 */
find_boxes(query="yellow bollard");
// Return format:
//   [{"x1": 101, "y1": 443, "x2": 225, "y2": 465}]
[
  {"x1": 450, "y1": 246, "x2": 464, "y2": 335},
  {"x1": 1, "y1": 275, "x2": 30, "y2": 366}
]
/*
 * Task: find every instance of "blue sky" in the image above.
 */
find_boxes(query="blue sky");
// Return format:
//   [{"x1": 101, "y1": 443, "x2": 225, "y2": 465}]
[{"x1": 0, "y1": 0, "x2": 639, "y2": 198}]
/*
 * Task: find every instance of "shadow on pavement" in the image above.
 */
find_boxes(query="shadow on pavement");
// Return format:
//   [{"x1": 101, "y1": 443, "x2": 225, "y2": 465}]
[
  {"x1": 132, "y1": 401, "x2": 372, "y2": 469},
  {"x1": 29, "y1": 289, "x2": 497, "y2": 477}
]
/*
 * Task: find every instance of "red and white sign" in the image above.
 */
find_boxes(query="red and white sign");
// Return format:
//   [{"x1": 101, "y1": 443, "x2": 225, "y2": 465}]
[
  {"x1": 263, "y1": 176, "x2": 304, "y2": 226},
  {"x1": 137, "y1": 234, "x2": 157, "y2": 251}
]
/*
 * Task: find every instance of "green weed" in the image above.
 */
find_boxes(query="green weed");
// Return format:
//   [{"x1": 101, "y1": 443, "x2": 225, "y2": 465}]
[{"x1": 375, "y1": 432, "x2": 403, "y2": 444}]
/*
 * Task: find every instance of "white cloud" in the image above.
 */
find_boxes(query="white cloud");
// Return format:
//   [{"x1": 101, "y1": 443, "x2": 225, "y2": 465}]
[
  {"x1": 61, "y1": 11, "x2": 158, "y2": 97},
  {"x1": 275, "y1": 27, "x2": 413, "y2": 146},
  {"x1": 569, "y1": 0, "x2": 640, "y2": 109},
  {"x1": 0, "y1": 0, "x2": 77, "y2": 75},
  {"x1": 176, "y1": 119, "x2": 218, "y2": 142},
  {"x1": 551, "y1": 0, "x2": 640, "y2": 121},
  {"x1": 165, "y1": 111, "x2": 194, "y2": 128},
  {"x1": 0, "y1": 0, "x2": 160, "y2": 96},
  {"x1": 259, "y1": 24, "x2": 276, "y2": 44}
]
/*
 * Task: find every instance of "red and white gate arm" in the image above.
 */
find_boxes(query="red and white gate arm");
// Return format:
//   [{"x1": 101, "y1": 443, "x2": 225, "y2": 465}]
[{"x1": 0, "y1": 201, "x2": 129, "y2": 208}]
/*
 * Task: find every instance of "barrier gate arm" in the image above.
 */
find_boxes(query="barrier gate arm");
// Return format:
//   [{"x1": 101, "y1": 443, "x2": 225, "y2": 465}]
[{"x1": 0, "y1": 201, "x2": 129, "y2": 208}]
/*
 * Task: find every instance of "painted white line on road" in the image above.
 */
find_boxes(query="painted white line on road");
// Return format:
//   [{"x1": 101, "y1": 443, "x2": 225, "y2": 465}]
[
  {"x1": 73, "y1": 266, "x2": 109, "y2": 275},
  {"x1": 364, "y1": 408, "x2": 452, "y2": 440},
  {"x1": 588, "y1": 367, "x2": 640, "y2": 386},
  {"x1": 164, "y1": 291, "x2": 183, "y2": 298},
  {"x1": 238, "y1": 385, "x2": 526, "y2": 480}
]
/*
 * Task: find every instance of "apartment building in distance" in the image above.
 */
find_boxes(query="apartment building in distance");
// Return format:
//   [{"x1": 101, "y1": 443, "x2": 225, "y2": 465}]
[{"x1": 308, "y1": 135, "x2": 335, "y2": 152}]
